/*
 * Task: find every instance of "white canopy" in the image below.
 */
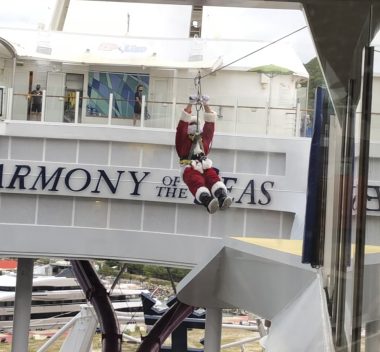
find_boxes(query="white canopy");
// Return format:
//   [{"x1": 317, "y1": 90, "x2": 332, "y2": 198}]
[{"x1": 0, "y1": 28, "x2": 308, "y2": 77}]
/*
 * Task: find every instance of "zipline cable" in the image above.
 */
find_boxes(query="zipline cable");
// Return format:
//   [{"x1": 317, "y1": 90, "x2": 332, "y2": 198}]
[
  {"x1": 119, "y1": 25, "x2": 309, "y2": 83},
  {"x1": 190, "y1": 26, "x2": 308, "y2": 107},
  {"x1": 200, "y1": 25, "x2": 308, "y2": 79}
]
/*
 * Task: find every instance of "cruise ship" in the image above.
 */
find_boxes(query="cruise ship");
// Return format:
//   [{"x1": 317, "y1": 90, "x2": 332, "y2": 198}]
[
  {"x1": 0, "y1": 267, "x2": 148, "y2": 330},
  {"x1": 1, "y1": 1, "x2": 380, "y2": 352}
]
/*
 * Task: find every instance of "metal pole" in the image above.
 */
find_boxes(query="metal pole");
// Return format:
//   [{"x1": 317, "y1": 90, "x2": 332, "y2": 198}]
[
  {"x1": 108, "y1": 93, "x2": 113, "y2": 125},
  {"x1": 6, "y1": 87, "x2": 13, "y2": 121},
  {"x1": 74, "y1": 91, "x2": 80, "y2": 124},
  {"x1": 109, "y1": 263, "x2": 127, "y2": 294},
  {"x1": 333, "y1": 79, "x2": 355, "y2": 350},
  {"x1": 49, "y1": 0, "x2": 71, "y2": 31},
  {"x1": 351, "y1": 45, "x2": 374, "y2": 352},
  {"x1": 11, "y1": 258, "x2": 34, "y2": 352},
  {"x1": 141, "y1": 95, "x2": 146, "y2": 128},
  {"x1": 204, "y1": 308, "x2": 222, "y2": 352},
  {"x1": 41, "y1": 90, "x2": 46, "y2": 122},
  {"x1": 295, "y1": 101, "x2": 301, "y2": 137}
]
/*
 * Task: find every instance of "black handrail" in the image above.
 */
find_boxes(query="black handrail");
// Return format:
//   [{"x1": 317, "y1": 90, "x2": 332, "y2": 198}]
[{"x1": 71, "y1": 260, "x2": 122, "y2": 352}]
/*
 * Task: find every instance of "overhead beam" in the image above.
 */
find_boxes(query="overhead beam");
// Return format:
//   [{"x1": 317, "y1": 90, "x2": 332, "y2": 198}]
[
  {"x1": 81, "y1": 0, "x2": 302, "y2": 10},
  {"x1": 50, "y1": 0, "x2": 71, "y2": 31}
]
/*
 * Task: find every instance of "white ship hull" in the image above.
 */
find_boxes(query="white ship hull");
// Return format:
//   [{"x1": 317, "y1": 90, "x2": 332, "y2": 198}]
[{"x1": 0, "y1": 274, "x2": 148, "y2": 330}]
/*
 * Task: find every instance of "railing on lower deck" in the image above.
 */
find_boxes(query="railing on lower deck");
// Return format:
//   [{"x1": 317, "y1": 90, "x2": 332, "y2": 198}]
[{"x1": 2, "y1": 89, "x2": 313, "y2": 138}]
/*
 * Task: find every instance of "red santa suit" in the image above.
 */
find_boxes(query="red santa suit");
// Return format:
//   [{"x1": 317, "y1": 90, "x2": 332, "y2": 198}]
[{"x1": 175, "y1": 109, "x2": 227, "y2": 205}]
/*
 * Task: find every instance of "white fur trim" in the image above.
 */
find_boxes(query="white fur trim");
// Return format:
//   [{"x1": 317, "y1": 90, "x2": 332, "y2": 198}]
[
  {"x1": 211, "y1": 181, "x2": 227, "y2": 196},
  {"x1": 203, "y1": 111, "x2": 216, "y2": 123},
  {"x1": 202, "y1": 158, "x2": 213, "y2": 169},
  {"x1": 180, "y1": 110, "x2": 192, "y2": 123},
  {"x1": 195, "y1": 187, "x2": 210, "y2": 202},
  {"x1": 191, "y1": 160, "x2": 204, "y2": 174},
  {"x1": 190, "y1": 116, "x2": 198, "y2": 124}
]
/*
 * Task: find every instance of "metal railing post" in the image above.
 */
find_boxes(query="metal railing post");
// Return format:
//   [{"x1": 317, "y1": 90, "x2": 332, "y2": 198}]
[
  {"x1": 41, "y1": 90, "x2": 46, "y2": 122},
  {"x1": 6, "y1": 87, "x2": 13, "y2": 120},
  {"x1": 295, "y1": 102, "x2": 301, "y2": 137},
  {"x1": 74, "y1": 91, "x2": 80, "y2": 124},
  {"x1": 141, "y1": 95, "x2": 146, "y2": 128},
  {"x1": 108, "y1": 93, "x2": 113, "y2": 125},
  {"x1": 11, "y1": 258, "x2": 34, "y2": 352}
]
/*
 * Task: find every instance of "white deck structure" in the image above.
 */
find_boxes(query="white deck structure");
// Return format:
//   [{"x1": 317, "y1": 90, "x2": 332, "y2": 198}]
[
  {"x1": 5, "y1": 1, "x2": 380, "y2": 351},
  {"x1": 0, "y1": 11, "x2": 317, "y2": 350},
  {"x1": 0, "y1": 25, "x2": 311, "y2": 268}
]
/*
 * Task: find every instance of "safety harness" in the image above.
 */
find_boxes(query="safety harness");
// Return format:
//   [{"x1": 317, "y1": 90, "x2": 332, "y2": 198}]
[{"x1": 179, "y1": 71, "x2": 206, "y2": 167}]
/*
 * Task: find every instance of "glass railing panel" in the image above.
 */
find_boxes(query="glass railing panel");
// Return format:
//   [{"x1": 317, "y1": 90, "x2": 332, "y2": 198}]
[
  {"x1": 269, "y1": 108, "x2": 298, "y2": 137},
  {"x1": 143, "y1": 100, "x2": 173, "y2": 129},
  {"x1": 12, "y1": 92, "x2": 29, "y2": 121},
  {"x1": 108, "y1": 97, "x2": 134, "y2": 126},
  {"x1": 44, "y1": 94, "x2": 66, "y2": 123},
  {"x1": 62, "y1": 92, "x2": 82, "y2": 123},
  {"x1": 7, "y1": 89, "x2": 308, "y2": 138},
  {"x1": 235, "y1": 106, "x2": 266, "y2": 136},
  {"x1": 213, "y1": 105, "x2": 236, "y2": 134},
  {"x1": 172, "y1": 100, "x2": 234, "y2": 133},
  {"x1": 82, "y1": 97, "x2": 109, "y2": 125}
]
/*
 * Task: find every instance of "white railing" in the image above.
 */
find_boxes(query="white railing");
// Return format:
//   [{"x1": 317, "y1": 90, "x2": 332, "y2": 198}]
[
  {"x1": 35, "y1": 309, "x2": 266, "y2": 352},
  {"x1": 3, "y1": 88, "x2": 312, "y2": 138}
]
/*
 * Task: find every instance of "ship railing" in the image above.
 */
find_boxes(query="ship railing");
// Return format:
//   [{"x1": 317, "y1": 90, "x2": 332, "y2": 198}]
[
  {"x1": 35, "y1": 307, "x2": 266, "y2": 351},
  {"x1": 2, "y1": 89, "x2": 314, "y2": 138}
]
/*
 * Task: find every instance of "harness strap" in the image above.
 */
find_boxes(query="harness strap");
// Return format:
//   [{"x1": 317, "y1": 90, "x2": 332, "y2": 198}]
[
  {"x1": 179, "y1": 159, "x2": 192, "y2": 166},
  {"x1": 187, "y1": 133, "x2": 204, "y2": 160}
]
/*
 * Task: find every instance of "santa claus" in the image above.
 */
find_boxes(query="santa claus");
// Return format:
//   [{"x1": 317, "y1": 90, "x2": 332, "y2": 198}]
[{"x1": 175, "y1": 95, "x2": 232, "y2": 214}]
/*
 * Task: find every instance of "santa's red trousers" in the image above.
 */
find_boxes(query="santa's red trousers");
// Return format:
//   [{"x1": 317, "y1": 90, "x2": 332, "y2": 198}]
[{"x1": 183, "y1": 167, "x2": 221, "y2": 197}]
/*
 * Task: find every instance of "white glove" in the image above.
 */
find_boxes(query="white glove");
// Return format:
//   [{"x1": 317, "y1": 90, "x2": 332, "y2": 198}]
[
  {"x1": 189, "y1": 94, "x2": 198, "y2": 104},
  {"x1": 201, "y1": 158, "x2": 213, "y2": 169},
  {"x1": 201, "y1": 95, "x2": 210, "y2": 104},
  {"x1": 191, "y1": 160, "x2": 204, "y2": 174}
]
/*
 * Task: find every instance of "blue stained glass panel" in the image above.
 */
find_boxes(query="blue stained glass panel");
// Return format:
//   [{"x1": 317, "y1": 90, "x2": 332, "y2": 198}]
[{"x1": 88, "y1": 72, "x2": 149, "y2": 118}]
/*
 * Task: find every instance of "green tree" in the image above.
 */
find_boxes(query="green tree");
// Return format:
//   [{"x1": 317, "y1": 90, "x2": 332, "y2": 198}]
[
  {"x1": 98, "y1": 262, "x2": 117, "y2": 277},
  {"x1": 97, "y1": 260, "x2": 190, "y2": 284},
  {"x1": 305, "y1": 57, "x2": 326, "y2": 109},
  {"x1": 126, "y1": 263, "x2": 145, "y2": 275},
  {"x1": 168, "y1": 268, "x2": 190, "y2": 282}
]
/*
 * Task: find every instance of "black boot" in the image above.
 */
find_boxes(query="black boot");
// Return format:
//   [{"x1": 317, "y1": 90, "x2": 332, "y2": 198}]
[
  {"x1": 199, "y1": 192, "x2": 219, "y2": 214},
  {"x1": 214, "y1": 188, "x2": 233, "y2": 210}
]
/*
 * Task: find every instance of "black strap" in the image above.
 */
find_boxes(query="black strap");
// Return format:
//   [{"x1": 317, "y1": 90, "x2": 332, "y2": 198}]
[{"x1": 187, "y1": 133, "x2": 204, "y2": 160}]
